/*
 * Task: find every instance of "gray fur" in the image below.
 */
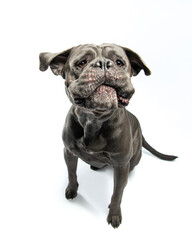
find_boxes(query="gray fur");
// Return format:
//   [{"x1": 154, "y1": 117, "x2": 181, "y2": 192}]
[{"x1": 39, "y1": 44, "x2": 177, "y2": 228}]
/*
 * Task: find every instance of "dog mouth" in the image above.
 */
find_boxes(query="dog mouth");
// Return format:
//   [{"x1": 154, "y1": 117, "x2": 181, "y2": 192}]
[
  {"x1": 74, "y1": 84, "x2": 130, "y2": 109},
  {"x1": 117, "y1": 95, "x2": 129, "y2": 106}
]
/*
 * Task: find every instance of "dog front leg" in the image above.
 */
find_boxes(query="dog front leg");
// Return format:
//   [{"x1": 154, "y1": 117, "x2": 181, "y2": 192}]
[
  {"x1": 107, "y1": 163, "x2": 130, "y2": 228},
  {"x1": 64, "y1": 148, "x2": 79, "y2": 199}
]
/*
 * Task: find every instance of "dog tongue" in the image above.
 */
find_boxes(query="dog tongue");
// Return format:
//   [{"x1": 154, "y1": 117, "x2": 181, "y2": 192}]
[{"x1": 86, "y1": 85, "x2": 118, "y2": 109}]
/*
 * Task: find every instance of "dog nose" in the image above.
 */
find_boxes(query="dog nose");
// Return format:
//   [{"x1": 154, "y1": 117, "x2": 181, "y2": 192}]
[
  {"x1": 106, "y1": 60, "x2": 112, "y2": 69},
  {"x1": 95, "y1": 61, "x2": 103, "y2": 69},
  {"x1": 95, "y1": 60, "x2": 112, "y2": 70}
]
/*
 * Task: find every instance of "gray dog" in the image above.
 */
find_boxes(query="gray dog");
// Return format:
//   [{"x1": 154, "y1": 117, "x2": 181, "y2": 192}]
[{"x1": 39, "y1": 44, "x2": 177, "y2": 228}]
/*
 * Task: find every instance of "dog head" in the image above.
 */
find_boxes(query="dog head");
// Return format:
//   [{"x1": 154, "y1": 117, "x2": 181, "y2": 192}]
[{"x1": 39, "y1": 44, "x2": 151, "y2": 111}]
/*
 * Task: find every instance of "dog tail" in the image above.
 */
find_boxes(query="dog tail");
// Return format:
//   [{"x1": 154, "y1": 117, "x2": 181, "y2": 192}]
[{"x1": 142, "y1": 136, "x2": 177, "y2": 161}]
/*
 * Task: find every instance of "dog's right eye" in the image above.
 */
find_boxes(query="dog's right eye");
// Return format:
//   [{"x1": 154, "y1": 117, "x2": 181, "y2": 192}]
[{"x1": 77, "y1": 59, "x2": 87, "y2": 68}]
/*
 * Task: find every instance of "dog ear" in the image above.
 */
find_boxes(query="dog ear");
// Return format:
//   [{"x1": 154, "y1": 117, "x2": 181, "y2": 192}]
[
  {"x1": 39, "y1": 48, "x2": 72, "y2": 78},
  {"x1": 122, "y1": 47, "x2": 151, "y2": 76}
]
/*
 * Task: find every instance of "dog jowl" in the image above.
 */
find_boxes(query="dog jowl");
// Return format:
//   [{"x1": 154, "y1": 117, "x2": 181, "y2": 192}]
[{"x1": 39, "y1": 44, "x2": 177, "y2": 228}]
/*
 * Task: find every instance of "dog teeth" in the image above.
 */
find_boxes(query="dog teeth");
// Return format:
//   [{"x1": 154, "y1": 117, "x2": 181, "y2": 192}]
[{"x1": 118, "y1": 96, "x2": 129, "y2": 104}]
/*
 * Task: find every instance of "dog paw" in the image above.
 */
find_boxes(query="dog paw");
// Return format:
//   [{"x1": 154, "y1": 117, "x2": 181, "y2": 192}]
[
  {"x1": 65, "y1": 186, "x2": 77, "y2": 199},
  {"x1": 107, "y1": 208, "x2": 122, "y2": 228},
  {"x1": 107, "y1": 215, "x2": 122, "y2": 228},
  {"x1": 90, "y1": 165, "x2": 100, "y2": 171}
]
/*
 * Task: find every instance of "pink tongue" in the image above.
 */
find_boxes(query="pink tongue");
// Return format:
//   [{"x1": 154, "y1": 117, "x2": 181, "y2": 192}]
[{"x1": 86, "y1": 85, "x2": 118, "y2": 109}]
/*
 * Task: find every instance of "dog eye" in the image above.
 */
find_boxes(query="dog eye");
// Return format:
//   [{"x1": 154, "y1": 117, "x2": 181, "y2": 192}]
[
  {"x1": 116, "y1": 59, "x2": 124, "y2": 67},
  {"x1": 77, "y1": 59, "x2": 87, "y2": 68}
]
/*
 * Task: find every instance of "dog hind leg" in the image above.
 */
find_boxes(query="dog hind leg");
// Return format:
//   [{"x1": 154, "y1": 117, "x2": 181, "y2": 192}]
[{"x1": 130, "y1": 151, "x2": 142, "y2": 171}]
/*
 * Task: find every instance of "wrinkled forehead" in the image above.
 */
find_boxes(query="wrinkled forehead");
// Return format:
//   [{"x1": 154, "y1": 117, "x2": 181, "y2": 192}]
[
  {"x1": 100, "y1": 43, "x2": 127, "y2": 59},
  {"x1": 69, "y1": 44, "x2": 128, "y2": 61}
]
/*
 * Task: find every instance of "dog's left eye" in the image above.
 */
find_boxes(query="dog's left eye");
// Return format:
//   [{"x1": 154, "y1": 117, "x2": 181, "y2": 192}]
[
  {"x1": 116, "y1": 59, "x2": 124, "y2": 67},
  {"x1": 77, "y1": 59, "x2": 87, "y2": 68}
]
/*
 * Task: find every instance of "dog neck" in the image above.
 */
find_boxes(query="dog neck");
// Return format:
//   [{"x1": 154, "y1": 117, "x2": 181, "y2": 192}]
[{"x1": 74, "y1": 107, "x2": 125, "y2": 141}]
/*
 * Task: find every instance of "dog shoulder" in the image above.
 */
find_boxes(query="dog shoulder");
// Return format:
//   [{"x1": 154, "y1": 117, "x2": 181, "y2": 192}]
[{"x1": 62, "y1": 107, "x2": 84, "y2": 146}]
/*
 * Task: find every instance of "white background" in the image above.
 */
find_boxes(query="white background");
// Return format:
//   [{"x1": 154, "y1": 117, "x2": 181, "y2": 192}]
[{"x1": 0, "y1": 0, "x2": 192, "y2": 239}]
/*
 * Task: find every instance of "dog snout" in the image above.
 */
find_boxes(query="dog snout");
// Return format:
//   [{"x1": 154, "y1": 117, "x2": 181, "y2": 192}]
[
  {"x1": 127, "y1": 89, "x2": 135, "y2": 100},
  {"x1": 94, "y1": 59, "x2": 113, "y2": 70}
]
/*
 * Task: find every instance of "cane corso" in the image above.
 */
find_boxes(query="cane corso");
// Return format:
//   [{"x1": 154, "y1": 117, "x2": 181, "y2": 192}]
[{"x1": 39, "y1": 44, "x2": 177, "y2": 228}]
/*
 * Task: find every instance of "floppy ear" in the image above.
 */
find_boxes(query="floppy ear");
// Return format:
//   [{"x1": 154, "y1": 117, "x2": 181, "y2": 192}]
[
  {"x1": 39, "y1": 48, "x2": 72, "y2": 78},
  {"x1": 122, "y1": 47, "x2": 151, "y2": 76}
]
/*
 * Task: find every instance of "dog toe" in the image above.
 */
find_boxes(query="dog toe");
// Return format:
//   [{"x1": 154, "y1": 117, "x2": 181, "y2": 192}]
[
  {"x1": 107, "y1": 213, "x2": 122, "y2": 228},
  {"x1": 65, "y1": 186, "x2": 77, "y2": 199}
]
